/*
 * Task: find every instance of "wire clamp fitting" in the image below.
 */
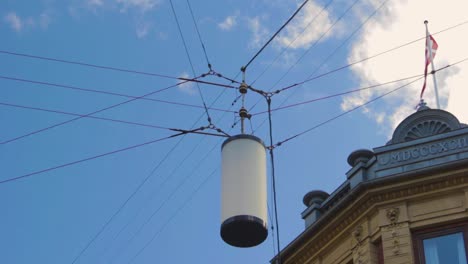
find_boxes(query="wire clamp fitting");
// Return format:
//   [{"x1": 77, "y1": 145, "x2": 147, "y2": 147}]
[
  {"x1": 239, "y1": 82, "x2": 248, "y2": 94},
  {"x1": 239, "y1": 107, "x2": 251, "y2": 119}
]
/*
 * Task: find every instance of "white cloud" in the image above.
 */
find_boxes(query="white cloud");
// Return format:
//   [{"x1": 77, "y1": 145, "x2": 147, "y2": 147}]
[
  {"x1": 135, "y1": 21, "x2": 151, "y2": 38},
  {"x1": 158, "y1": 31, "x2": 168, "y2": 40},
  {"x1": 218, "y1": 15, "x2": 237, "y2": 31},
  {"x1": 275, "y1": 1, "x2": 336, "y2": 49},
  {"x1": 88, "y1": 0, "x2": 104, "y2": 7},
  {"x1": 247, "y1": 16, "x2": 269, "y2": 49},
  {"x1": 4, "y1": 12, "x2": 23, "y2": 32},
  {"x1": 39, "y1": 12, "x2": 52, "y2": 29},
  {"x1": 4, "y1": 11, "x2": 52, "y2": 32},
  {"x1": 116, "y1": 0, "x2": 160, "y2": 12},
  {"x1": 341, "y1": 0, "x2": 468, "y2": 136},
  {"x1": 178, "y1": 73, "x2": 196, "y2": 95},
  {"x1": 75, "y1": 0, "x2": 159, "y2": 38}
]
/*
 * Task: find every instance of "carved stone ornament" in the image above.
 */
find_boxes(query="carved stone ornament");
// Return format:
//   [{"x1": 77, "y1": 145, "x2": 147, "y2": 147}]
[
  {"x1": 386, "y1": 208, "x2": 401, "y2": 256},
  {"x1": 353, "y1": 225, "x2": 363, "y2": 243},
  {"x1": 386, "y1": 208, "x2": 400, "y2": 226},
  {"x1": 388, "y1": 108, "x2": 464, "y2": 145},
  {"x1": 352, "y1": 225, "x2": 364, "y2": 264},
  {"x1": 392, "y1": 238, "x2": 400, "y2": 255}
]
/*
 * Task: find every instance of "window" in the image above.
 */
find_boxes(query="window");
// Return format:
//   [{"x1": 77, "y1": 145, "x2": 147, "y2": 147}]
[
  {"x1": 375, "y1": 239, "x2": 384, "y2": 264},
  {"x1": 423, "y1": 232, "x2": 466, "y2": 264},
  {"x1": 373, "y1": 239, "x2": 384, "y2": 264},
  {"x1": 413, "y1": 222, "x2": 468, "y2": 264}
]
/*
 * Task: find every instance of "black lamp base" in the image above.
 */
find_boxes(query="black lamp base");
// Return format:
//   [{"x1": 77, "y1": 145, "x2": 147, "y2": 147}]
[{"x1": 221, "y1": 215, "x2": 268, "y2": 247}]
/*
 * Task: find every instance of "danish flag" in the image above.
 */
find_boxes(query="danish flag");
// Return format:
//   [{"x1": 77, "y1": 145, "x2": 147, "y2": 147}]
[{"x1": 420, "y1": 35, "x2": 438, "y2": 99}]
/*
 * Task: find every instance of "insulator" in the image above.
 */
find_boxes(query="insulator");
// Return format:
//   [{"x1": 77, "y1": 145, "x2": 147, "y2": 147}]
[
  {"x1": 239, "y1": 82, "x2": 248, "y2": 94},
  {"x1": 239, "y1": 108, "x2": 249, "y2": 118}
]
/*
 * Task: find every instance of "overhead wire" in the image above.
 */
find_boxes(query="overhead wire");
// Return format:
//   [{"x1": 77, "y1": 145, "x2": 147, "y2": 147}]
[
  {"x1": 16, "y1": 10, "x2": 468, "y2": 264},
  {"x1": 251, "y1": 0, "x2": 389, "y2": 132},
  {"x1": 102, "y1": 123, "x2": 209, "y2": 263},
  {"x1": 266, "y1": 96, "x2": 282, "y2": 264},
  {"x1": 1, "y1": 107, "x2": 223, "y2": 264},
  {"x1": 243, "y1": 0, "x2": 311, "y2": 71},
  {"x1": 1, "y1": 18, "x2": 464, "y2": 94},
  {"x1": 223, "y1": 2, "x2": 318, "y2": 258},
  {"x1": 0, "y1": 133, "x2": 184, "y2": 185},
  {"x1": 105, "y1": 146, "x2": 207, "y2": 262},
  {"x1": 277, "y1": 0, "x2": 389, "y2": 94},
  {"x1": 2, "y1": 5, "x2": 238, "y2": 263},
  {"x1": 0, "y1": 50, "x2": 181, "y2": 80},
  {"x1": 85, "y1": 67, "x2": 243, "y2": 264},
  {"x1": 4, "y1": 60, "x2": 463, "y2": 264},
  {"x1": 178, "y1": 76, "x2": 237, "y2": 89},
  {"x1": 277, "y1": 18, "x2": 468, "y2": 92},
  {"x1": 91, "y1": 137, "x2": 196, "y2": 263},
  {"x1": 253, "y1": 0, "x2": 360, "y2": 91},
  {"x1": 105, "y1": 107, "x2": 236, "y2": 263},
  {"x1": 75, "y1": 65, "x2": 241, "y2": 264},
  {"x1": 80, "y1": 11, "x2": 236, "y2": 262},
  {"x1": 245, "y1": 0, "x2": 361, "y2": 128},
  {"x1": 186, "y1": 0, "x2": 212, "y2": 69},
  {"x1": 251, "y1": 73, "x2": 423, "y2": 116},
  {"x1": 0, "y1": 69, "x2": 263, "y2": 185},
  {"x1": 69, "y1": 132, "x2": 191, "y2": 264},
  {"x1": 84, "y1": 68, "x2": 245, "y2": 264},
  {"x1": 126, "y1": 167, "x2": 218, "y2": 264},
  {"x1": 272, "y1": 57, "x2": 468, "y2": 148},
  {"x1": 274, "y1": 77, "x2": 423, "y2": 148},
  {"x1": 69, "y1": 64, "x2": 258, "y2": 261},
  {"x1": 71, "y1": 73, "x2": 233, "y2": 263},
  {"x1": 0, "y1": 76, "x2": 202, "y2": 145},
  {"x1": 0, "y1": 102, "x2": 174, "y2": 130},
  {"x1": 0, "y1": 75, "x2": 236, "y2": 113},
  {"x1": 103, "y1": 83, "x2": 243, "y2": 262},
  {"x1": 106, "y1": 110, "x2": 236, "y2": 264},
  {"x1": 79, "y1": 13, "x2": 229, "y2": 262},
  {"x1": 250, "y1": 0, "x2": 337, "y2": 86},
  {"x1": 104, "y1": 70, "x2": 246, "y2": 263},
  {"x1": 169, "y1": 0, "x2": 212, "y2": 124},
  {"x1": 0, "y1": 49, "x2": 241, "y2": 87},
  {"x1": 106, "y1": 131, "x2": 221, "y2": 263},
  {"x1": 5, "y1": 3, "x2": 466, "y2": 264}
]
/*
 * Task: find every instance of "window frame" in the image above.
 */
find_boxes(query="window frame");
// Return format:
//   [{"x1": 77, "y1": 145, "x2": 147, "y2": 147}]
[{"x1": 412, "y1": 221, "x2": 468, "y2": 264}]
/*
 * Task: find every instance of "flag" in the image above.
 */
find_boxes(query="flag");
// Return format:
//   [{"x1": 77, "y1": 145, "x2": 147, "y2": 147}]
[{"x1": 420, "y1": 34, "x2": 438, "y2": 99}]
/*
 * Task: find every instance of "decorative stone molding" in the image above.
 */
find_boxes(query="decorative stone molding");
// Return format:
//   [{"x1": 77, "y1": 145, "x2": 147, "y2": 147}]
[
  {"x1": 386, "y1": 208, "x2": 400, "y2": 226},
  {"x1": 352, "y1": 225, "x2": 364, "y2": 264},
  {"x1": 388, "y1": 108, "x2": 462, "y2": 145},
  {"x1": 352, "y1": 225, "x2": 363, "y2": 243},
  {"x1": 385, "y1": 207, "x2": 401, "y2": 255},
  {"x1": 404, "y1": 120, "x2": 451, "y2": 141},
  {"x1": 390, "y1": 229, "x2": 400, "y2": 255}
]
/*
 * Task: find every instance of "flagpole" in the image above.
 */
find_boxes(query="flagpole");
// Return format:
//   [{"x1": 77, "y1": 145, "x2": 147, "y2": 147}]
[{"x1": 424, "y1": 20, "x2": 441, "y2": 109}]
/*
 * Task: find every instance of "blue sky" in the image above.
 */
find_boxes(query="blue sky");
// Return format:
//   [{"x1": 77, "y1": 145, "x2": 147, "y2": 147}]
[{"x1": 1, "y1": 0, "x2": 468, "y2": 263}]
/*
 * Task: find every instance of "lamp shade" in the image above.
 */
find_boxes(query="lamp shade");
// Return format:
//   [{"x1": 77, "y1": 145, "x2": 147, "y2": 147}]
[{"x1": 220, "y1": 134, "x2": 268, "y2": 247}]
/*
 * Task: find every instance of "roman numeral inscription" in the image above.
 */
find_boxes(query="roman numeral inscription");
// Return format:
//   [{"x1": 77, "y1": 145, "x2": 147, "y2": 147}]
[{"x1": 378, "y1": 136, "x2": 468, "y2": 166}]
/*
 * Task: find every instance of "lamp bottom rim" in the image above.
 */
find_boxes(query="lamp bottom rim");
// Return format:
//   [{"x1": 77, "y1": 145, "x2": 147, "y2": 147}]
[{"x1": 220, "y1": 215, "x2": 268, "y2": 248}]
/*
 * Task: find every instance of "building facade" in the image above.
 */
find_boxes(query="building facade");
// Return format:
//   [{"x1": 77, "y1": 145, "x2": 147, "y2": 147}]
[{"x1": 274, "y1": 105, "x2": 468, "y2": 264}]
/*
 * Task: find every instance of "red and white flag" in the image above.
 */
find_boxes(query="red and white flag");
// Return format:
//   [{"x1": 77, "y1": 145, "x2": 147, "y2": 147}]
[{"x1": 420, "y1": 34, "x2": 438, "y2": 99}]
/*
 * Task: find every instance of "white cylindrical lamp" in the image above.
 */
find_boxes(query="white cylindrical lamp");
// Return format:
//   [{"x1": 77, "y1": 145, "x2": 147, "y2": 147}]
[{"x1": 220, "y1": 134, "x2": 268, "y2": 247}]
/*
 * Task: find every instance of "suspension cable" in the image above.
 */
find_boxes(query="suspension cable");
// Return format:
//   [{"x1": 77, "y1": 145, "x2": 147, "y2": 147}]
[
  {"x1": 243, "y1": 0, "x2": 311, "y2": 71},
  {"x1": 266, "y1": 96, "x2": 282, "y2": 264},
  {"x1": 169, "y1": 0, "x2": 213, "y2": 124}
]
